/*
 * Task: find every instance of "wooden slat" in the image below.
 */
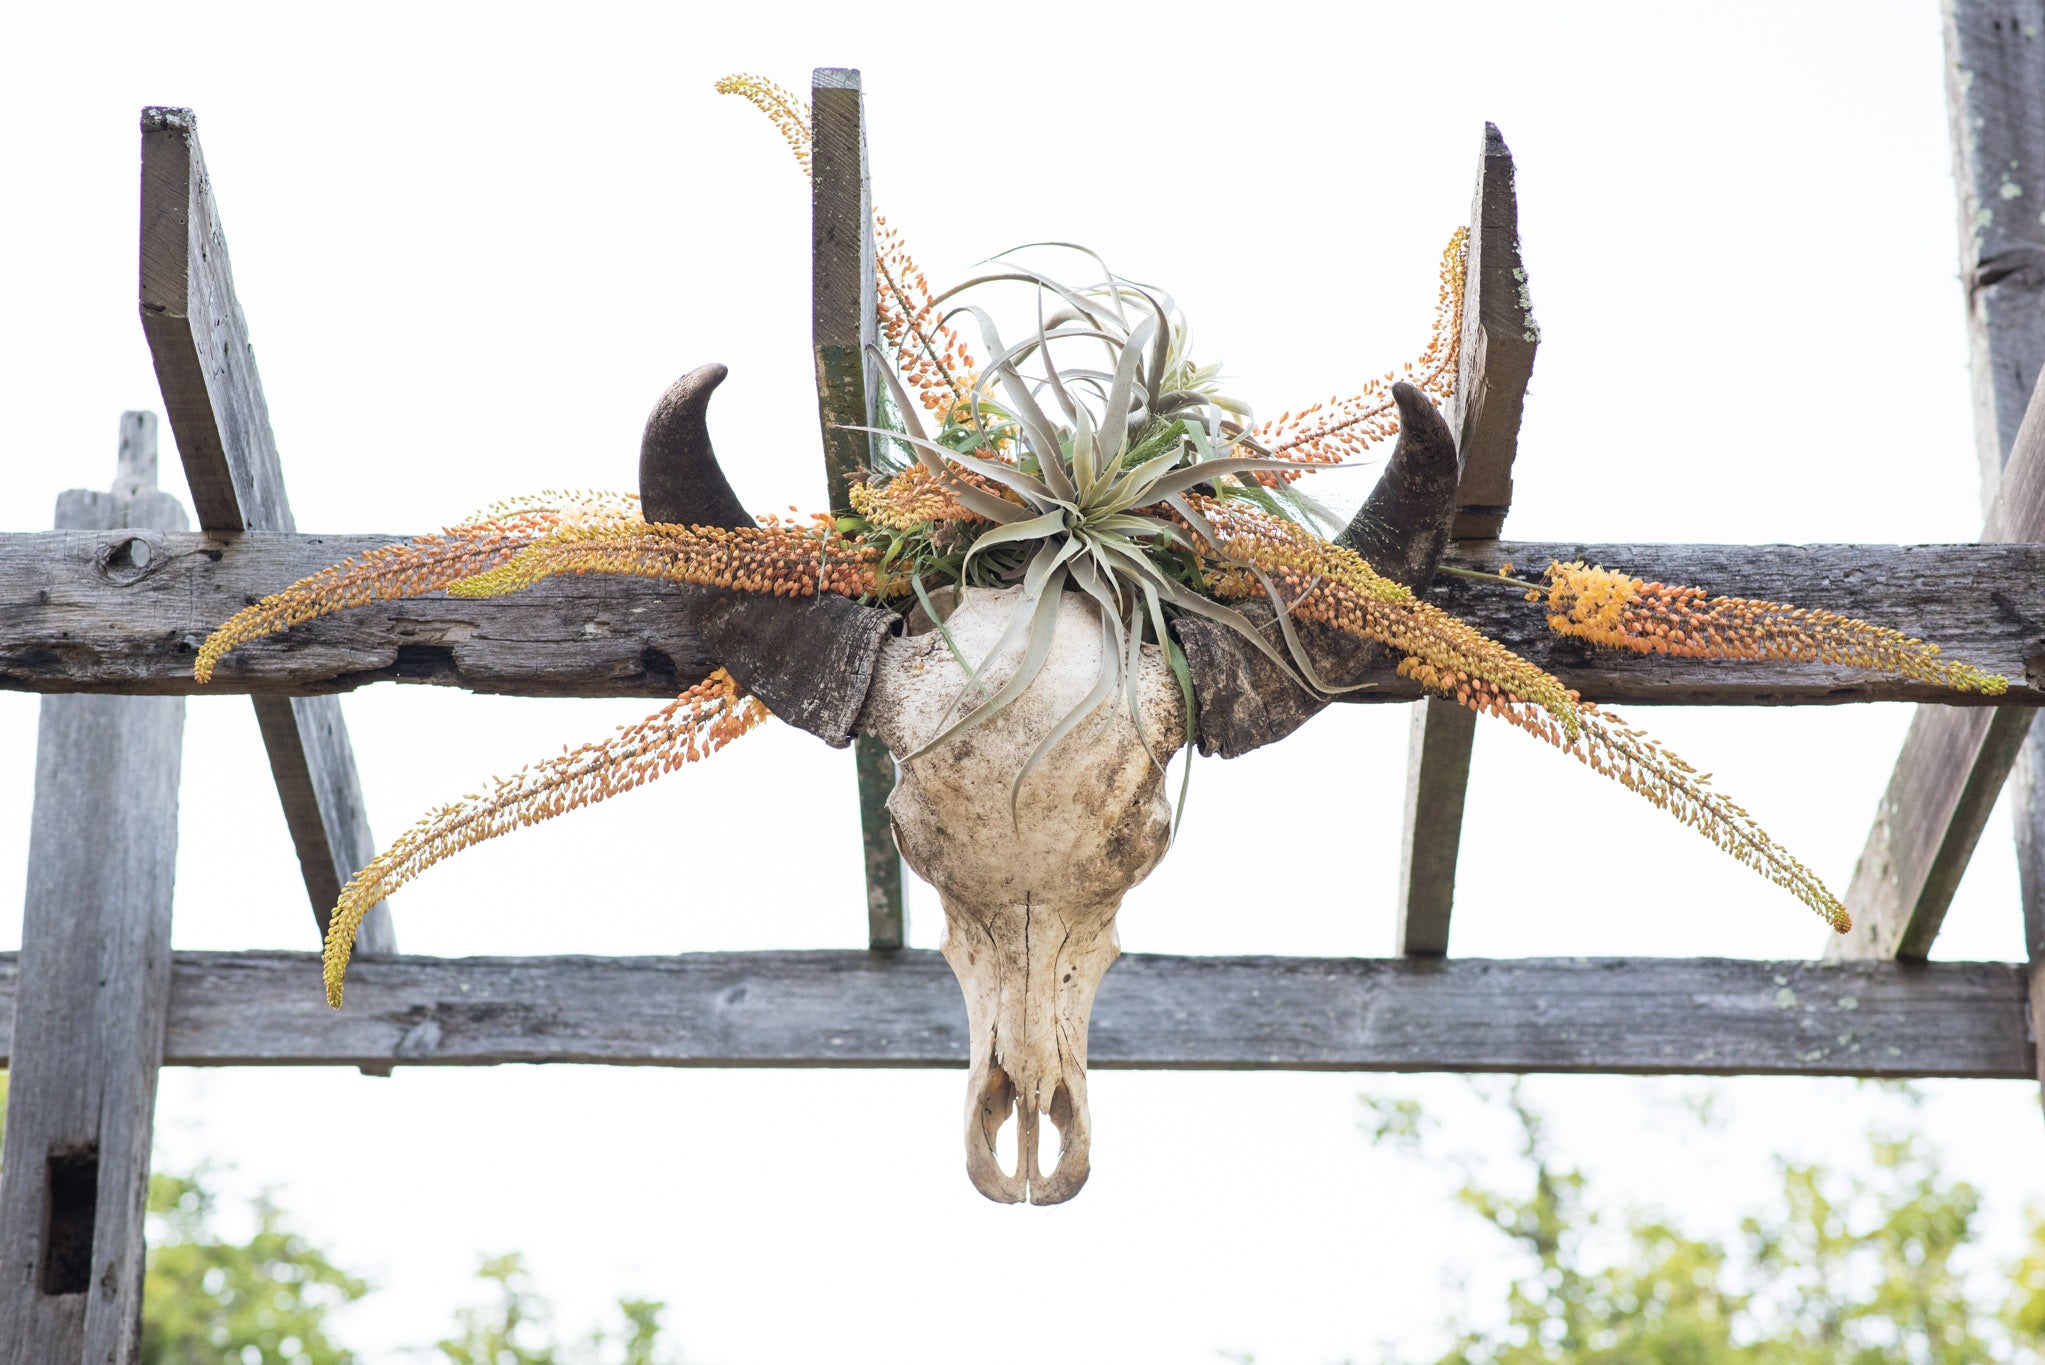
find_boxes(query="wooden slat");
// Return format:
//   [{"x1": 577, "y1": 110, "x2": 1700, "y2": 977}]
[
  {"x1": 1830, "y1": 401, "x2": 2045, "y2": 960},
  {"x1": 1943, "y1": 0, "x2": 2045, "y2": 510},
  {"x1": 5, "y1": 531, "x2": 2043, "y2": 706},
  {"x1": 1395, "y1": 123, "x2": 1539, "y2": 955},
  {"x1": 0, "y1": 949, "x2": 2024, "y2": 1079},
  {"x1": 1830, "y1": 17, "x2": 2045, "y2": 962},
  {"x1": 0, "y1": 417, "x2": 187, "y2": 1365},
  {"x1": 1394, "y1": 699, "x2": 1476, "y2": 955},
  {"x1": 137, "y1": 106, "x2": 393, "y2": 955},
  {"x1": 810, "y1": 68, "x2": 906, "y2": 950},
  {"x1": 1447, "y1": 123, "x2": 1541, "y2": 543}
]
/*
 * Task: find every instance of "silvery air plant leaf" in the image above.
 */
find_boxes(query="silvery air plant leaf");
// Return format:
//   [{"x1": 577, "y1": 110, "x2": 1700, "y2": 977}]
[{"x1": 849, "y1": 249, "x2": 1361, "y2": 819}]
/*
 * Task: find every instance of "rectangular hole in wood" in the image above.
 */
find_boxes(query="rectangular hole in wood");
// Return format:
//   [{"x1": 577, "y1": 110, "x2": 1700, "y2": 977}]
[{"x1": 41, "y1": 1144, "x2": 99, "y2": 1295}]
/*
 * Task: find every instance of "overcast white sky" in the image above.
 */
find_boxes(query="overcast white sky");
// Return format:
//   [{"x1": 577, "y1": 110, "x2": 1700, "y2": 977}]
[{"x1": 5, "y1": 2, "x2": 2044, "y2": 1360}]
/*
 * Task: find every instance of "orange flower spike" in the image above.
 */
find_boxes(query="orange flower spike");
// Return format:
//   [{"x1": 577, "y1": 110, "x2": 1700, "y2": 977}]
[
  {"x1": 1541, "y1": 560, "x2": 2007, "y2": 695},
  {"x1": 321, "y1": 667, "x2": 770, "y2": 1008}
]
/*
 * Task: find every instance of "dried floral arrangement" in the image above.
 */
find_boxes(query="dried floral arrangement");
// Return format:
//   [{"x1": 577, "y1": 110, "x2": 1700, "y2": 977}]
[{"x1": 195, "y1": 75, "x2": 2008, "y2": 1203}]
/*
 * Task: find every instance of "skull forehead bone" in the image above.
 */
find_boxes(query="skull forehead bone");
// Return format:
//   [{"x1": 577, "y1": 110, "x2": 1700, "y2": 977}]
[{"x1": 860, "y1": 586, "x2": 1184, "y2": 1204}]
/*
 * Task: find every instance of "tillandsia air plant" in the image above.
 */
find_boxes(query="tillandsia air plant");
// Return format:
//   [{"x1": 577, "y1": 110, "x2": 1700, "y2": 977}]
[{"x1": 195, "y1": 75, "x2": 2009, "y2": 1205}]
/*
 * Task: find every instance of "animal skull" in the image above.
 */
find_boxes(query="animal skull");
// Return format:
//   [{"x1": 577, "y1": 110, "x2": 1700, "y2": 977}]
[
  {"x1": 860, "y1": 587, "x2": 1184, "y2": 1204},
  {"x1": 638, "y1": 366, "x2": 1456, "y2": 1203}
]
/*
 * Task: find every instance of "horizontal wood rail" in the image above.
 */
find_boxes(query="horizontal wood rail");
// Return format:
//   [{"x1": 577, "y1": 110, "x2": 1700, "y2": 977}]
[
  {"x1": 5, "y1": 530, "x2": 2039, "y2": 705},
  {"x1": 0, "y1": 949, "x2": 2026, "y2": 1078}
]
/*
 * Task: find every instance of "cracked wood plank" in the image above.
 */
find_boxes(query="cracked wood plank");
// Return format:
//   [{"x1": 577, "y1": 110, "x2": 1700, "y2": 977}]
[
  {"x1": 4, "y1": 531, "x2": 2041, "y2": 705},
  {"x1": 0, "y1": 417, "x2": 186, "y2": 1365},
  {"x1": 0, "y1": 949, "x2": 2024, "y2": 1078}
]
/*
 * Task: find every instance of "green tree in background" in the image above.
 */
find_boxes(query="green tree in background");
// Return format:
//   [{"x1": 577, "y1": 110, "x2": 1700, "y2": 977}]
[
  {"x1": 432, "y1": 1252, "x2": 684, "y2": 1365},
  {"x1": 141, "y1": 1172, "x2": 368, "y2": 1365},
  {"x1": 0, "y1": 1072, "x2": 687, "y2": 1363},
  {"x1": 1362, "y1": 1083, "x2": 2045, "y2": 1364}
]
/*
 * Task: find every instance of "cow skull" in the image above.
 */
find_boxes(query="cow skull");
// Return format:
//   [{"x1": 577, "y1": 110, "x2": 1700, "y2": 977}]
[
  {"x1": 640, "y1": 365, "x2": 1457, "y2": 1204},
  {"x1": 859, "y1": 586, "x2": 1184, "y2": 1204}
]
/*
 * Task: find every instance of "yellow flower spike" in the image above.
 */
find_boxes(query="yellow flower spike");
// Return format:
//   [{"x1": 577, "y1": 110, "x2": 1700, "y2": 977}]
[
  {"x1": 1246, "y1": 229, "x2": 1468, "y2": 480},
  {"x1": 1543, "y1": 560, "x2": 2008, "y2": 695},
  {"x1": 322, "y1": 668, "x2": 768, "y2": 1008}
]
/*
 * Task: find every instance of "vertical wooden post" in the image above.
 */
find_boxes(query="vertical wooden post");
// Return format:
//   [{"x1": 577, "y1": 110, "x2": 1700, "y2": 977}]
[
  {"x1": 1393, "y1": 124, "x2": 1539, "y2": 955},
  {"x1": 810, "y1": 68, "x2": 907, "y2": 950},
  {"x1": 137, "y1": 106, "x2": 394, "y2": 955},
  {"x1": 1833, "y1": 1, "x2": 2045, "y2": 967},
  {"x1": 1942, "y1": 2, "x2": 2045, "y2": 1079},
  {"x1": 0, "y1": 414, "x2": 187, "y2": 1365}
]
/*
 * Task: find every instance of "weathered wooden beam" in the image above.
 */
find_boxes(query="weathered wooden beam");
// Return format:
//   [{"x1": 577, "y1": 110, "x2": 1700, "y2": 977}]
[
  {"x1": 1944, "y1": 0, "x2": 2045, "y2": 508},
  {"x1": 0, "y1": 949, "x2": 2023, "y2": 1079},
  {"x1": 137, "y1": 107, "x2": 393, "y2": 955},
  {"x1": 810, "y1": 68, "x2": 906, "y2": 950},
  {"x1": 1394, "y1": 699, "x2": 1476, "y2": 955},
  {"x1": 1943, "y1": 0, "x2": 2045, "y2": 1105},
  {"x1": 5, "y1": 531, "x2": 2041, "y2": 705},
  {"x1": 1831, "y1": 0, "x2": 2045, "y2": 970},
  {"x1": 1830, "y1": 428, "x2": 2045, "y2": 959},
  {"x1": 1395, "y1": 123, "x2": 1539, "y2": 956},
  {"x1": 1448, "y1": 123, "x2": 1541, "y2": 543},
  {"x1": 0, "y1": 417, "x2": 187, "y2": 1365}
]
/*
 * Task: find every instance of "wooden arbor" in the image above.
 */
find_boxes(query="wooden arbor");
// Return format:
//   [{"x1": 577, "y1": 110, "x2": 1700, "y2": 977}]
[{"x1": 6, "y1": 11, "x2": 2045, "y2": 1355}]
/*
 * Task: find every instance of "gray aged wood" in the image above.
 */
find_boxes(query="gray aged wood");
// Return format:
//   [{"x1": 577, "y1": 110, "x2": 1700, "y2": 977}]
[
  {"x1": 0, "y1": 949, "x2": 2025, "y2": 1079},
  {"x1": 0, "y1": 418, "x2": 187, "y2": 1365},
  {"x1": 137, "y1": 107, "x2": 392, "y2": 955},
  {"x1": 1395, "y1": 699, "x2": 1477, "y2": 956},
  {"x1": 138, "y1": 108, "x2": 292, "y2": 535},
  {"x1": 1944, "y1": 0, "x2": 2045, "y2": 509},
  {"x1": 1833, "y1": 7, "x2": 2045, "y2": 964},
  {"x1": 1944, "y1": 0, "x2": 2045, "y2": 1099},
  {"x1": 1395, "y1": 123, "x2": 1541, "y2": 956},
  {"x1": 5, "y1": 530, "x2": 2043, "y2": 705},
  {"x1": 1447, "y1": 122, "x2": 1539, "y2": 543},
  {"x1": 810, "y1": 67, "x2": 906, "y2": 949}
]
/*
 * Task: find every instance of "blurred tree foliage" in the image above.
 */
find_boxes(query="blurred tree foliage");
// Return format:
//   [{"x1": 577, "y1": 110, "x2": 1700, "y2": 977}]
[
  {"x1": 0, "y1": 1072, "x2": 687, "y2": 1363},
  {"x1": 141, "y1": 1172, "x2": 367, "y2": 1365},
  {"x1": 1361, "y1": 1083, "x2": 2045, "y2": 1364}
]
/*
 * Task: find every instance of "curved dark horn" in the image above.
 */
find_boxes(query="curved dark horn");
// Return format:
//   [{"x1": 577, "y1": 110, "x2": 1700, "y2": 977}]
[
  {"x1": 640, "y1": 363, "x2": 753, "y2": 529},
  {"x1": 639, "y1": 365, "x2": 902, "y2": 747},
  {"x1": 1173, "y1": 382, "x2": 1461, "y2": 758},
  {"x1": 1336, "y1": 381, "x2": 1461, "y2": 579}
]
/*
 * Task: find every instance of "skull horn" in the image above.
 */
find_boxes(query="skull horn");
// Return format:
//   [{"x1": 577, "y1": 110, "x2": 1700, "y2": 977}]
[
  {"x1": 1173, "y1": 381, "x2": 1461, "y2": 758},
  {"x1": 638, "y1": 366, "x2": 902, "y2": 747},
  {"x1": 640, "y1": 363, "x2": 753, "y2": 529}
]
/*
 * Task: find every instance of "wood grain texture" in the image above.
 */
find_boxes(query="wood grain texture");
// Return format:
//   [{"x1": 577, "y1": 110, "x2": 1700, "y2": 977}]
[
  {"x1": 0, "y1": 949, "x2": 2024, "y2": 1079},
  {"x1": 810, "y1": 67, "x2": 879, "y2": 512},
  {"x1": 137, "y1": 107, "x2": 396, "y2": 954},
  {"x1": 1447, "y1": 123, "x2": 1539, "y2": 543},
  {"x1": 138, "y1": 107, "x2": 292, "y2": 535},
  {"x1": 0, "y1": 425, "x2": 187, "y2": 1365},
  {"x1": 1941, "y1": 5, "x2": 2045, "y2": 1071},
  {"x1": 4, "y1": 531, "x2": 2043, "y2": 704},
  {"x1": 1395, "y1": 124, "x2": 1540, "y2": 955},
  {"x1": 1944, "y1": 0, "x2": 2045, "y2": 510},
  {"x1": 1394, "y1": 698, "x2": 1477, "y2": 956},
  {"x1": 809, "y1": 67, "x2": 905, "y2": 949}
]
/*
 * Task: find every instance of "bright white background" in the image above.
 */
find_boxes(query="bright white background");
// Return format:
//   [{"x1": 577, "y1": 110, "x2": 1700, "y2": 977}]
[{"x1": 3, "y1": 2, "x2": 2041, "y2": 1360}]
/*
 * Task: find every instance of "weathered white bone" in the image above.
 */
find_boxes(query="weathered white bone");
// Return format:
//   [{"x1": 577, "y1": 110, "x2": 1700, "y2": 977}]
[{"x1": 859, "y1": 586, "x2": 1184, "y2": 1204}]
